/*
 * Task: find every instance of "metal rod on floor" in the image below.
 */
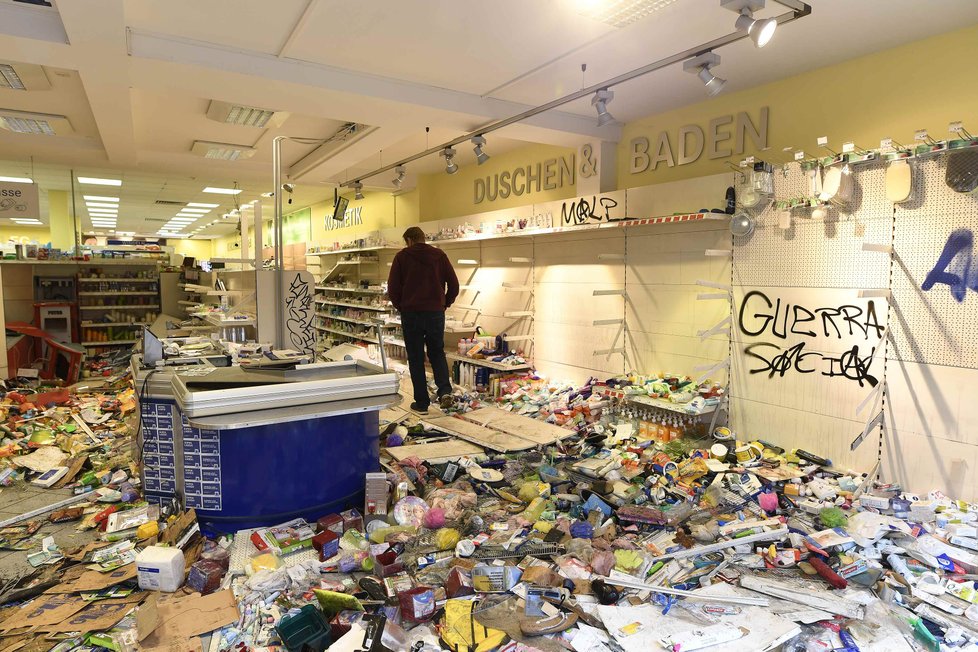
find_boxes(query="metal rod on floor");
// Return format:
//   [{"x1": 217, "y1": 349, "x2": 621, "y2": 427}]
[{"x1": 0, "y1": 492, "x2": 93, "y2": 528}]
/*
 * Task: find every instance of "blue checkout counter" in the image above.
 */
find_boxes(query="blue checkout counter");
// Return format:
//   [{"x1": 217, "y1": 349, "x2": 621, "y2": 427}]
[{"x1": 134, "y1": 357, "x2": 399, "y2": 534}]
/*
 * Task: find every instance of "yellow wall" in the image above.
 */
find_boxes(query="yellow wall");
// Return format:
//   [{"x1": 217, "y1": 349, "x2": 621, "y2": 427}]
[
  {"x1": 309, "y1": 190, "x2": 399, "y2": 245},
  {"x1": 0, "y1": 227, "x2": 50, "y2": 245},
  {"x1": 619, "y1": 23, "x2": 978, "y2": 188},
  {"x1": 418, "y1": 143, "x2": 576, "y2": 221},
  {"x1": 192, "y1": 23, "x2": 978, "y2": 253},
  {"x1": 168, "y1": 238, "x2": 212, "y2": 261}
]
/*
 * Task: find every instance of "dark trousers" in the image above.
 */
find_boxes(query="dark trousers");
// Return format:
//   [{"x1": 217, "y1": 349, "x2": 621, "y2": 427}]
[{"x1": 400, "y1": 311, "x2": 452, "y2": 407}]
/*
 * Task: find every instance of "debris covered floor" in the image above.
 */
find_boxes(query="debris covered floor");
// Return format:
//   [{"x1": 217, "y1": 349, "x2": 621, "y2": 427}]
[{"x1": 0, "y1": 368, "x2": 973, "y2": 651}]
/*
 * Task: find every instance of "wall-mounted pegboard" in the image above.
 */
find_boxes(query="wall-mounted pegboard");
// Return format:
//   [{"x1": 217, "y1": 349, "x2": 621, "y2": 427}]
[
  {"x1": 733, "y1": 162, "x2": 893, "y2": 290},
  {"x1": 889, "y1": 155, "x2": 978, "y2": 368}
]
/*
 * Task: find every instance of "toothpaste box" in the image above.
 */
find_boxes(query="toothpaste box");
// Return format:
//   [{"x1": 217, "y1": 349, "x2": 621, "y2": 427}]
[
  {"x1": 948, "y1": 524, "x2": 978, "y2": 539},
  {"x1": 859, "y1": 494, "x2": 891, "y2": 510}
]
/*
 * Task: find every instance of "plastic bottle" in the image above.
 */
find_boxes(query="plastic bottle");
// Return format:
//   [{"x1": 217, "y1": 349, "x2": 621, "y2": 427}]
[
  {"x1": 521, "y1": 497, "x2": 550, "y2": 522},
  {"x1": 119, "y1": 481, "x2": 138, "y2": 503},
  {"x1": 657, "y1": 418, "x2": 668, "y2": 443},
  {"x1": 340, "y1": 529, "x2": 369, "y2": 551}
]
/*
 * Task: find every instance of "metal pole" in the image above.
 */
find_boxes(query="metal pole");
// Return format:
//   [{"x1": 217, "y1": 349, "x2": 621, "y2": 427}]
[{"x1": 272, "y1": 136, "x2": 285, "y2": 349}]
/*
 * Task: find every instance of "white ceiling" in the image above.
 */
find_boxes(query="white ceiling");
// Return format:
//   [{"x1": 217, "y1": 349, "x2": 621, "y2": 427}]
[{"x1": 0, "y1": 0, "x2": 975, "y2": 240}]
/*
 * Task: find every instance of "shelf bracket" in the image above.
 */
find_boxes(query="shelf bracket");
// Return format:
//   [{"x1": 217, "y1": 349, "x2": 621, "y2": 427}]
[{"x1": 696, "y1": 279, "x2": 732, "y2": 291}]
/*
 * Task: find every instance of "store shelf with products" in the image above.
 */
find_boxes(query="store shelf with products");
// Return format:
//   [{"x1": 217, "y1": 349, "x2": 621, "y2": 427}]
[
  {"x1": 446, "y1": 352, "x2": 533, "y2": 372},
  {"x1": 314, "y1": 298, "x2": 391, "y2": 312},
  {"x1": 73, "y1": 265, "x2": 160, "y2": 351},
  {"x1": 79, "y1": 304, "x2": 159, "y2": 311},
  {"x1": 307, "y1": 245, "x2": 399, "y2": 256},
  {"x1": 314, "y1": 285, "x2": 386, "y2": 295},
  {"x1": 313, "y1": 323, "x2": 379, "y2": 345}
]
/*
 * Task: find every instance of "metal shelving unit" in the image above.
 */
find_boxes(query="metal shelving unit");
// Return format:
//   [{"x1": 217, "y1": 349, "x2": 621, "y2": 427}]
[{"x1": 76, "y1": 266, "x2": 160, "y2": 353}]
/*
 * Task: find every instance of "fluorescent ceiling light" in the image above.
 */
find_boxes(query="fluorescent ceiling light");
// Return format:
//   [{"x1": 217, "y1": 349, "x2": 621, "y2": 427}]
[
  {"x1": 179, "y1": 208, "x2": 210, "y2": 213},
  {"x1": 206, "y1": 101, "x2": 289, "y2": 129},
  {"x1": 0, "y1": 175, "x2": 32, "y2": 183},
  {"x1": 0, "y1": 64, "x2": 26, "y2": 90},
  {"x1": 12, "y1": 219, "x2": 42, "y2": 224},
  {"x1": 186, "y1": 203, "x2": 219, "y2": 208},
  {"x1": 577, "y1": 0, "x2": 680, "y2": 28},
  {"x1": 78, "y1": 176, "x2": 122, "y2": 186},
  {"x1": 83, "y1": 195, "x2": 118, "y2": 202},
  {"x1": 0, "y1": 109, "x2": 72, "y2": 136},
  {"x1": 86, "y1": 202, "x2": 119, "y2": 209},
  {"x1": 202, "y1": 187, "x2": 241, "y2": 195},
  {"x1": 191, "y1": 140, "x2": 257, "y2": 161},
  {"x1": 89, "y1": 213, "x2": 118, "y2": 217},
  {"x1": 88, "y1": 208, "x2": 118, "y2": 213}
]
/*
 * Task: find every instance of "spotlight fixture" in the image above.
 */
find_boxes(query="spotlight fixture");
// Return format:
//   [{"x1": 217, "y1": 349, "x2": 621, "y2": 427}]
[
  {"x1": 282, "y1": 182, "x2": 294, "y2": 204},
  {"x1": 441, "y1": 147, "x2": 458, "y2": 174},
  {"x1": 353, "y1": 181, "x2": 364, "y2": 200},
  {"x1": 591, "y1": 89, "x2": 615, "y2": 127},
  {"x1": 392, "y1": 165, "x2": 406, "y2": 189},
  {"x1": 472, "y1": 136, "x2": 490, "y2": 165},
  {"x1": 683, "y1": 53, "x2": 726, "y2": 97},
  {"x1": 721, "y1": 0, "x2": 777, "y2": 48}
]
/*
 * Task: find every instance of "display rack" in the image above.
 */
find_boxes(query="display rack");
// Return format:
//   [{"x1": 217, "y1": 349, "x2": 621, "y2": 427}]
[
  {"x1": 77, "y1": 266, "x2": 160, "y2": 354},
  {"x1": 311, "y1": 250, "x2": 398, "y2": 358}
]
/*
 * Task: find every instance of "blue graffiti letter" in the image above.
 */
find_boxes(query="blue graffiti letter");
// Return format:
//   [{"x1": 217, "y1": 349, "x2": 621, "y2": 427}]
[{"x1": 922, "y1": 228, "x2": 974, "y2": 302}]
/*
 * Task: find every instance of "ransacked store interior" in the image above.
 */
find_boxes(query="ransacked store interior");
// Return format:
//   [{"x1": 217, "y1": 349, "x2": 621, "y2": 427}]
[{"x1": 0, "y1": 0, "x2": 978, "y2": 650}]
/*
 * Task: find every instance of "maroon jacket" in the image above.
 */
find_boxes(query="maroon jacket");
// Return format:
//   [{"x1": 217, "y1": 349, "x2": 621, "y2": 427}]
[{"x1": 387, "y1": 243, "x2": 459, "y2": 312}]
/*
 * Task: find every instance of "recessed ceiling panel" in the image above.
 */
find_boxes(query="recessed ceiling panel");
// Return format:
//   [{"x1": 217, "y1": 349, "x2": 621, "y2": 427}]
[
  {"x1": 125, "y1": 0, "x2": 312, "y2": 55},
  {"x1": 287, "y1": 0, "x2": 614, "y2": 95}
]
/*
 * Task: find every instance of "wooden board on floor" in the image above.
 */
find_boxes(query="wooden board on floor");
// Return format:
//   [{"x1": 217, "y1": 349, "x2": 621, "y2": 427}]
[
  {"x1": 380, "y1": 407, "x2": 410, "y2": 427},
  {"x1": 423, "y1": 416, "x2": 537, "y2": 453},
  {"x1": 385, "y1": 439, "x2": 483, "y2": 463},
  {"x1": 461, "y1": 407, "x2": 574, "y2": 445}
]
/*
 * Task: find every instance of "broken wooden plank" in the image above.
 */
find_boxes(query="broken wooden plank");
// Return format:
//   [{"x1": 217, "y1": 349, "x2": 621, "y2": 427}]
[
  {"x1": 386, "y1": 439, "x2": 483, "y2": 463},
  {"x1": 423, "y1": 416, "x2": 536, "y2": 453},
  {"x1": 461, "y1": 407, "x2": 576, "y2": 444}
]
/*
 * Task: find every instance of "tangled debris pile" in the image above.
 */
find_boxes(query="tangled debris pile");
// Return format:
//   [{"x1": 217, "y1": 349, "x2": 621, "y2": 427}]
[{"x1": 1, "y1": 373, "x2": 977, "y2": 651}]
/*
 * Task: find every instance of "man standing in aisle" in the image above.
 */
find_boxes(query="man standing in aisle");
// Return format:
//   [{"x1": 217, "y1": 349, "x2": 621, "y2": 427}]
[{"x1": 387, "y1": 226, "x2": 459, "y2": 414}]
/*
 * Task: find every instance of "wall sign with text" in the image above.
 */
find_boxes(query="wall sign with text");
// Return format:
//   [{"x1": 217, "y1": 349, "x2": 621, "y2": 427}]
[
  {"x1": 0, "y1": 181, "x2": 40, "y2": 220},
  {"x1": 474, "y1": 154, "x2": 576, "y2": 205},
  {"x1": 629, "y1": 107, "x2": 769, "y2": 174},
  {"x1": 326, "y1": 205, "x2": 364, "y2": 231}
]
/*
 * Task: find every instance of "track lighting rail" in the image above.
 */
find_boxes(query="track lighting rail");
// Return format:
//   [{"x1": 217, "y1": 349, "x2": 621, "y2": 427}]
[{"x1": 340, "y1": 0, "x2": 811, "y2": 189}]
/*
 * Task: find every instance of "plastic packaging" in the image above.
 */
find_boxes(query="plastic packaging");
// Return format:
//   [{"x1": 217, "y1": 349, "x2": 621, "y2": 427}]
[
  {"x1": 248, "y1": 551, "x2": 283, "y2": 574},
  {"x1": 135, "y1": 546, "x2": 185, "y2": 592},
  {"x1": 200, "y1": 542, "x2": 230, "y2": 572},
  {"x1": 339, "y1": 528, "x2": 369, "y2": 551},
  {"x1": 397, "y1": 586, "x2": 435, "y2": 623},
  {"x1": 186, "y1": 559, "x2": 224, "y2": 595}
]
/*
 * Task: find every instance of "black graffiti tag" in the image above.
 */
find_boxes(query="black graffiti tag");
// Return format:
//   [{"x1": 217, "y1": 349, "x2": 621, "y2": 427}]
[
  {"x1": 285, "y1": 273, "x2": 316, "y2": 352},
  {"x1": 739, "y1": 290, "x2": 882, "y2": 385},
  {"x1": 560, "y1": 196, "x2": 621, "y2": 226}
]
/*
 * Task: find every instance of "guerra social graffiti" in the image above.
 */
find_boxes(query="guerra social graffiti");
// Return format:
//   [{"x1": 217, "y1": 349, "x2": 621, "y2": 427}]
[{"x1": 738, "y1": 290, "x2": 883, "y2": 386}]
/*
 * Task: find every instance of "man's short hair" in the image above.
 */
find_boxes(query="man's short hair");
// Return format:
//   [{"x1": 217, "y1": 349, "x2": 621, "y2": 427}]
[{"x1": 403, "y1": 226, "x2": 426, "y2": 244}]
